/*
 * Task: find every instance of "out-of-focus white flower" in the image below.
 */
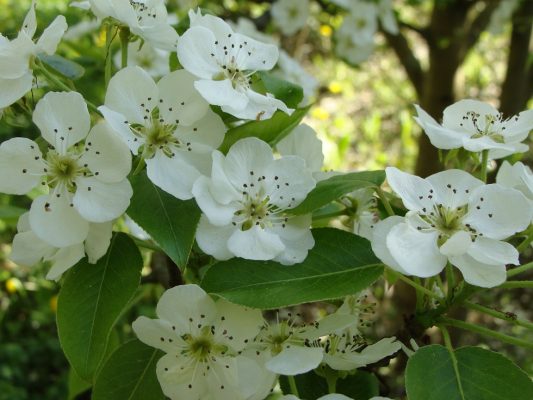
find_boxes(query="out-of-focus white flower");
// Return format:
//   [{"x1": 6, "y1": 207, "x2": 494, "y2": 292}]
[
  {"x1": 229, "y1": 17, "x2": 278, "y2": 45},
  {"x1": 0, "y1": 0, "x2": 67, "y2": 108},
  {"x1": 334, "y1": 21, "x2": 375, "y2": 65},
  {"x1": 271, "y1": 0, "x2": 310, "y2": 36},
  {"x1": 274, "y1": 50, "x2": 319, "y2": 105},
  {"x1": 10, "y1": 212, "x2": 112, "y2": 280},
  {"x1": 414, "y1": 100, "x2": 533, "y2": 159},
  {"x1": 488, "y1": 0, "x2": 519, "y2": 35},
  {"x1": 99, "y1": 66, "x2": 226, "y2": 200},
  {"x1": 64, "y1": 19, "x2": 101, "y2": 40},
  {"x1": 177, "y1": 10, "x2": 292, "y2": 120},
  {"x1": 132, "y1": 284, "x2": 264, "y2": 400},
  {"x1": 496, "y1": 161, "x2": 533, "y2": 223},
  {"x1": 371, "y1": 168, "x2": 532, "y2": 287},
  {"x1": 113, "y1": 42, "x2": 170, "y2": 77},
  {"x1": 87, "y1": 0, "x2": 178, "y2": 50},
  {"x1": 0, "y1": 91, "x2": 132, "y2": 248},
  {"x1": 192, "y1": 137, "x2": 316, "y2": 265},
  {"x1": 341, "y1": 3, "x2": 378, "y2": 45},
  {"x1": 331, "y1": 0, "x2": 398, "y2": 35},
  {"x1": 276, "y1": 123, "x2": 324, "y2": 176}
]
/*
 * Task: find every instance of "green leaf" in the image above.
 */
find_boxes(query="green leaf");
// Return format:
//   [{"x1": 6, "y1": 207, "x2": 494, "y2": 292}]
[
  {"x1": 37, "y1": 54, "x2": 85, "y2": 80},
  {"x1": 280, "y1": 370, "x2": 379, "y2": 399},
  {"x1": 256, "y1": 71, "x2": 304, "y2": 108},
  {"x1": 201, "y1": 228, "x2": 383, "y2": 309},
  {"x1": 67, "y1": 368, "x2": 91, "y2": 400},
  {"x1": 0, "y1": 204, "x2": 26, "y2": 221},
  {"x1": 57, "y1": 233, "x2": 143, "y2": 382},
  {"x1": 218, "y1": 106, "x2": 310, "y2": 153},
  {"x1": 93, "y1": 340, "x2": 165, "y2": 400},
  {"x1": 406, "y1": 345, "x2": 533, "y2": 400},
  {"x1": 290, "y1": 171, "x2": 386, "y2": 215},
  {"x1": 128, "y1": 171, "x2": 201, "y2": 269}
]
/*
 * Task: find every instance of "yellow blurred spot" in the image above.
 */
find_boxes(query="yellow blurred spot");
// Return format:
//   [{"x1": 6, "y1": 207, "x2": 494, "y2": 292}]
[
  {"x1": 5, "y1": 277, "x2": 21, "y2": 294},
  {"x1": 311, "y1": 107, "x2": 330, "y2": 121},
  {"x1": 320, "y1": 25, "x2": 332, "y2": 37},
  {"x1": 328, "y1": 81, "x2": 343, "y2": 94},
  {"x1": 50, "y1": 295, "x2": 58, "y2": 313}
]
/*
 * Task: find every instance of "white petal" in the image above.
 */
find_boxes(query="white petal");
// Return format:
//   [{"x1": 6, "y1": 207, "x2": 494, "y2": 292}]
[
  {"x1": 227, "y1": 226, "x2": 285, "y2": 260},
  {"x1": 236, "y1": 356, "x2": 277, "y2": 400},
  {"x1": 173, "y1": 108, "x2": 226, "y2": 151},
  {"x1": 449, "y1": 254, "x2": 506, "y2": 288},
  {"x1": 156, "y1": 353, "x2": 207, "y2": 400},
  {"x1": 439, "y1": 230, "x2": 472, "y2": 257},
  {"x1": 0, "y1": 73, "x2": 33, "y2": 108},
  {"x1": 467, "y1": 237, "x2": 519, "y2": 266},
  {"x1": 132, "y1": 316, "x2": 182, "y2": 353},
  {"x1": 155, "y1": 284, "x2": 217, "y2": 335},
  {"x1": 192, "y1": 176, "x2": 239, "y2": 226},
  {"x1": 146, "y1": 152, "x2": 200, "y2": 200},
  {"x1": 33, "y1": 91, "x2": 90, "y2": 150},
  {"x1": 177, "y1": 26, "x2": 221, "y2": 79},
  {"x1": 413, "y1": 104, "x2": 466, "y2": 149},
  {"x1": 224, "y1": 137, "x2": 274, "y2": 188},
  {"x1": 0, "y1": 137, "x2": 44, "y2": 194},
  {"x1": 98, "y1": 106, "x2": 142, "y2": 153},
  {"x1": 78, "y1": 121, "x2": 132, "y2": 183},
  {"x1": 318, "y1": 395, "x2": 353, "y2": 400},
  {"x1": 233, "y1": 33, "x2": 279, "y2": 71},
  {"x1": 85, "y1": 221, "x2": 113, "y2": 263},
  {"x1": 442, "y1": 99, "x2": 499, "y2": 133},
  {"x1": 500, "y1": 109, "x2": 533, "y2": 139},
  {"x1": 208, "y1": 151, "x2": 241, "y2": 204},
  {"x1": 138, "y1": 21, "x2": 179, "y2": 51},
  {"x1": 276, "y1": 124, "x2": 324, "y2": 172},
  {"x1": 73, "y1": 177, "x2": 132, "y2": 222},
  {"x1": 21, "y1": 0, "x2": 37, "y2": 38},
  {"x1": 462, "y1": 135, "x2": 517, "y2": 154},
  {"x1": 222, "y1": 89, "x2": 293, "y2": 120},
  {"x1": 11, "y1": 230, "x2": 55, "y2": 266},
  {"x1": 104, "y1": 66, "x2": 158, "y2": 124},
  {"x1": 36, "y1": 15, "x2": 67, "y2": 54},
  {"x1": 194, "y1": 79, "x2": 249, "y2": 110},
  {"x1": 265, "y1": 346, "x2": 323, "y2": 375},
  {"x1": 357, "y1": 337, "x2": 401, "y2": 366},
  {"x1": 214, "y1": 299, "x2": 264, "y2": 351},
  {"x1": 370, "y1": 216, "x2": 408, "y2": 274},
  {"x1": 157, "y1": 69, "x2": 209, "y2": 126},
  {"x1": 195, "y1": 215, "x2": 236, "y2": 260},
  {"x1": 464, "y1": 184, "x2": 532, "y2": 240},
  {"x1": 385, "y1": 167, "x2": 435, "y2": 211},
  {"x1": 426, "y1": 169, "x2": 483, "y2": 208},
  {"x1": 387, "y1": 223, "x2": 447, "y2": 277},
  {"x1": 45, "y1": 243, "x2": 85, "y2": 280},
  {"x1": 274, "y1": 223, "x2": 314, "y2": 265},
  {"x1": 29, "y1": 193, "x2": 89, "y2": 247},
  {"x1": 0, "y1": 36, "x2": 33, "y2": 79}
]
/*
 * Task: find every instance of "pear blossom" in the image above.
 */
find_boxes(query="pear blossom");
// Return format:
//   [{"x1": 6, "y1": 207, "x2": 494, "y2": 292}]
[
  {"x1": 192, "y1": 137, "x2": 316, "y2": 264},
  {"x1": 496, "y1": 161, "x2": 533, "y2": 220},
  {"x1": 334, "y1": 21, "x2": 375, "y2": 66},
  {"x1": 270, "y1": 0, "x2": 310, "y2": 36},
  {"x1": 274, "y1": 51, "x2": 319, "y2": 106},
  {"x1": 177, "y1": 10, "x2": 293, "y2": 120},
  {"x1": 276, "y1": 124, "x2": 324, "y2": 175},
  {"x1": 113, "y1": 42, "x2": 170, "y2": 77},
  {"x1": 340, "y1": 4, "x2": 378, "y2": 45},
  {"x1": 331, "y1": 0, "x2": 398, "y2": 35},
  {"x1": 99, "y1": 66, "x2": 226, "y2": 199},
  {"x1": 132, "y1": 284, "x2": 264, "y2": 400},
  {"x1": 414, "y1": 100, "x2": 533, "y2": 159},
  {"x1": 0, "y1": 0, "x2": 67, "y2": 108},
  {"x1": 10, "y1": 212, "x2": 112, "y2": 280},
  {"x1": 0, "y1": 91, "x2": 132, "y2": 247},
  {"x1": 230, "y1": 17, "x2": 277, "y2": 45},
  {"x1": 341, "y1": 188, "x2": 379, "y2": 240},
  {"x1": 371, "y1": 167, "x2": 533, "y2": 287},
  {"x1": 86, "y1": 0, "x2": 178, "y2": 50}
]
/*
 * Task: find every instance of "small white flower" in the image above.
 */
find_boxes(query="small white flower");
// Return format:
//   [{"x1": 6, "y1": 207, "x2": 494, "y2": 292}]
[
  {"x1": 87, "y1": 0, "x2": 178, "y2": 50},
  {"x1": 64, "y1": 18, "x2": 101, "y2": 41},
  {"x1": 192, "y1": 137, "x2": 316, "y2": 264},
  {"x1": 177, "y1": 10, "x2": 293, "y2": 120},
  {"x1": 371, "y1": 167, "x2": 533, "y2": 287},
  {"x1": 276, "y1": 123, "x2": 324, "y2": 175},
  {"x1": 132, "y1": 284, "x2": 264, "y2": 400},
  {"x1": 0, "y1": 91, "x2": 132, "y2": 247},
  {"x1": 331, "y1": 0, "x2": 398, "y2": 35},
  {"x1": 341, "y1": 4, "x2": 378, "y2": 45},
  {"x1": 334, "y1": 21, "x2": 375, "y2": 65},
  {"x1": 274, "y1": 51, "x2": 319, "y2": 106},
  {"x1": 229, "y1": 17, "x2": 278, "y2": 45},
  {"x1": 341, "y1": 188, "x2": 379, "y2": 240},
  {"x1": 0, "y1": 0, "x2": 67, "y2": 108},
  {"x1": 99, "y1": 66, "x2": 226, "y2": 200},
  {"x1": 414, "y1": 100, "x2": 533, "y2": 159},
  {"x1": 271, "y1": 0, "x2": 310, "y2": 36},
  {"x1": 10, "y1": 212, "x2": 112, "y2": 280},
  {"x1": 496, "y1": 161, "x2": 533, "y2": 223},
  {"x1": 113, "y1": 41, "x2": 170, "y2": 77}
]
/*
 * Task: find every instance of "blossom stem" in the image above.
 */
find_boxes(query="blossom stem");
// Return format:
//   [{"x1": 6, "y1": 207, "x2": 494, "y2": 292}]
[
  {"x1": 516, "y1": 229, "x2": 533, "y2": 253},
  {"x1": 498, "y1": 280, "x2": 533, "y2": 289},
  {"x1": 104, "y1": 24, "x2": 116, "y2": 87},
  {"x1": 479, "y1": 149, "x2": 489, "y2": 182},
  {"x1": 393, "y1": 270, "x2": 440, "y2": 299},
  {"x1": 375, "y1": 187, "x2": 395, "y2": 216},
  {"x1": 463, "y1": 301, "x2": 533, "y2": 330},
  {"x1": 119, "y1": 27, "x2": 130, "y2": 69},
  {"x1": 440, "y1": 317, "x2": 533, "y2": 350},
  {"x1": 507, "y1": 261, "x2": 533, "y2": 278},
  {"x1": 445, "y1": 263, "x2": 456, "y2": 300},
  {"x1": 326, "y1": 374, "x2": 338, "y2": 394},
  {"x1": 287, "y1": 375, "x2": 300, "y2": 397},
  {"x1": 132, "y1": 157, "x2": 146, "y2": 176}
]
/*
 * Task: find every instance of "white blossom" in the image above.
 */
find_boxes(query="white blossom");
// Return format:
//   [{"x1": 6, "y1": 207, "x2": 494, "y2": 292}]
[
  {"x1": 229, "y1": 17, "x2": 277, "y2": 45},
  {"x1": 331, "y1": 0, "x2": 398, "y2": 35},
  {"x1": 343, "y1": 188, "x2": 379, "y2": 240},
  {"x1": 0, "y1": 0, "x2": 67, "y2": 108},
  {"x1": 99, "y1": 66, "x2": 226, "y2": 200},
  {"x1": 132, "y1": 284, "x2": 264, "y2": 400},
  {"x1": 271, "y1": 0, "x2": 310, "y2": 36},
  {"x1": 414, "y1": 100, "x2": 533, "y2": 159},
  {"x1": 274, "y1": 51, "x2": 319, "y2": 106},
  {"x1": 371, "y1": 167, "x2": 533, "y2": 287},
  {"x1": 177, "y1": 9, "x2": 292, "y2": 120},
  {"x1": 334, "y1": 20, "x2": 375, "y2": 65},
  {"x1": 0, "y1": 91, "x2": 132, "y2": 247},
  {"x1": 87, "y1": 0, "x2": 178, "y2": 50},
  {"x1": 276, "y1": 123, "x2": 324, "y2": 175},
  {"x1": 10, "y1": 212, "x2": 112, "y2": 280},
  {"x1": 496, "y1": 161, "x2": 533, "y2": 223},
  {"x1": 113, "y1": 41, "x2": 170, "y2": 77},
  {"x1": 192, "y1": 137, "x2": 316, "y2": 264}
]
